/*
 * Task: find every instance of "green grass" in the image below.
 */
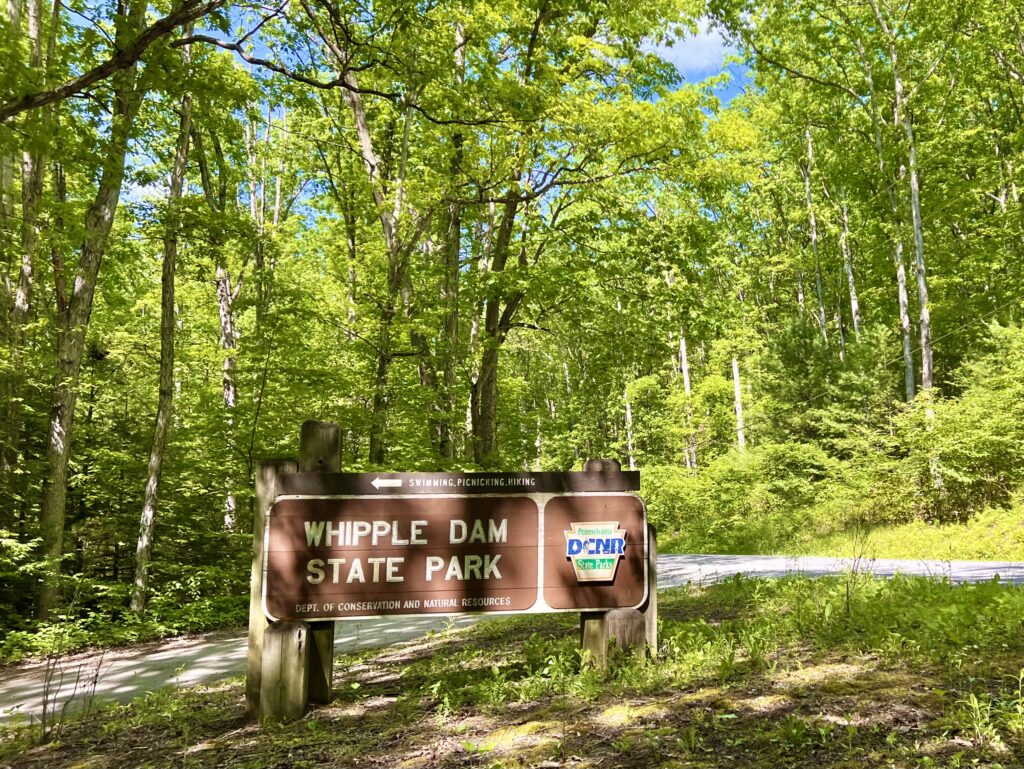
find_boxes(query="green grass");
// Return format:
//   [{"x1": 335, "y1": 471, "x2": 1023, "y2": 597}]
[
  {"x1": 5, "y1": 574, "x2": 1024, "y2": 768},
  {"x1": 790, "y1": 505, "x2": 1024, "y2": 562}
]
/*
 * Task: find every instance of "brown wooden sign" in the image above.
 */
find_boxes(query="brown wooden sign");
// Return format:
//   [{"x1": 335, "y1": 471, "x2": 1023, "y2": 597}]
[{"x1": 262, "y1": 474, "x2": 647, "y2": 621}]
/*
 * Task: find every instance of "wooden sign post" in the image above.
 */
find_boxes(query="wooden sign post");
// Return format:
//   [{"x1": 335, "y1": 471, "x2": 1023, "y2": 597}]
[
  {"x1": 578, "y1": 459, "x2": 658, "y2": 668},
  {"x1": 297, "y1": 421, "x2": 340, "y2": 706},
  {"x1": 245, "y1": 438, "x2": 656, "y2": 724},
  {"x1": 246, "y1": 458, "x2": 296, "y2": 720}
]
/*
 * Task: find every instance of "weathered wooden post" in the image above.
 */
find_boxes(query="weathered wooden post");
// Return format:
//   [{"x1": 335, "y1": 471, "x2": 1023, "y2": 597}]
[
  {"x1": 604, "y1": 524, "x2": 658, "y2": 656},
  {"x1": 580, "y1": 609, "x2": 609, "y2": 669},
  {"x1": 259, "y1": 622, "x2": 310, "y2": 722},
  {"x1": 246, "y1": 458, "x2": 297, "y2": 719},
  {"x1": 299, "y1": 420, "x2": 341, "y2": 705},
  {"x1": 643, "y1": 523, "x2": 658, "y2": 655},
  {"x1": 578, "y1": 458, "x2": 657, "y2": 665},
  {"x1": 578, "y1": 458, "x2": 618, "y2": 669}
]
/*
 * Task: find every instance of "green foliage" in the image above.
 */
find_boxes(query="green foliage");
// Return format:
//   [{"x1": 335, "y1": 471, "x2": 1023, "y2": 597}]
[
  {"x1": 0, "y1": 563, "x2": 247, "y2": 662},
  {"x1": 643, "y1": 442, "x2": 835, "y2": 552},
  {"x1": 795, "y1": 503, "x2": 1024, "y2": 562},
  {"x1": 3, "y1": 0, "x2": 1024, "y2": 658}
]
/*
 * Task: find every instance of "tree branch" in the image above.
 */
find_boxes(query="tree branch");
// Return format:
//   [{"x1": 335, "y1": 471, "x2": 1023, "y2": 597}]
[
  {"x1": 0, "y1": 0, "x2": 227, "y2": 123},
  {"x1": 748, "y1": 41, "x2": 861, "y2": 101}
]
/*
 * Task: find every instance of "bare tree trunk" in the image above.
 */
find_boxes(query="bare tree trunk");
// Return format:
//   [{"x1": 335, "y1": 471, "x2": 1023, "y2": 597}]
[
  {"x1": 475, "y1": 339, "x2": 500, "y2": 466},
  {"x1": 193, "y1": 124, "x2": 241, "y2": 528},
  {"x1": 867, "y1": 4, "x2": 935, "y2": 395},
  {"x1": 3, "y1": 0, "x2": 45, "y2": 509},
  {"x1": 0, "y1": 0, "x2": 17, "y2": 251},
  {"x1": 732, "y1": 356, "x2": 746, "y2": 453},
  {"x1": 624, "y1": 390, "x2": 636, "y2": 470},
  {"x1": 895, "y1": 246, "x2": 915, "y2": 397},
  {"x1": 0, "y1": 0, "x2": 21, "y2": 521},
  {"x1": 901, "y1": 109, "x2": 934, "y2": 393},
  {"x1": 131, "y1": 72, "x2": 192, "y2": 615},
  {"x1": 466, "y1": 304, "x2": 481, "y2": 460},
  {"x1": 0, "y1": 0, "x2": 18, "y2": 280},
  {"x1": 362, "y1": 105, "x2": 413, "y2": 466},
  {"x1": 800, "y1": 128, "x2": 828, "y2": 341},
  {"x1": 38, "y1": 22, "x2": 145, "y2": 618},
  {"x1": 435, "y1": 22, "x2": 466, "y2": 461},
  {"x1": 679, "y1": 332, "x2": 697, "y2": 468},
  {"x1": 836, "y1": 308, "x2": 847, "y2": 362},
  {"x1": 320, "y1": 57, "x2": 419, "y2": 465},
  {"x1": 214, "y1": 263, "x2": 239, "y2": 526},
  {"x1": 367, "y1": 307, "x2": 393, "y2": 465},
  {"x1": 857, "y1": 33, "x2": 915, "y2": 400},
  {"x1": 466, "y1": 210, "x2": 492, "y2": 462},
  {"x1": 473, "y1": 199, "x2": 521, "y2": 468},
  {"x1": 839, "y1": 200, "x2": 861, "y2": 339},
  {"x1": 344, "y1": 181, "x2": 357, "y2": 329}
]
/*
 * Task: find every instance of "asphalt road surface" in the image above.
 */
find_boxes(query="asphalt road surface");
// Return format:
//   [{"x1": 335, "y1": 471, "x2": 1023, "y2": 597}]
[{"x1": 3, "y1": 553, "x2": 1023, "y2": 723}]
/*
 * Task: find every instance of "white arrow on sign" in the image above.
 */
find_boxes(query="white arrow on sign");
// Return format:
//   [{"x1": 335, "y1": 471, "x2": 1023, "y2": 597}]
[{"x1": 371, "y1": 477, "x2": 403, "y2": 490}]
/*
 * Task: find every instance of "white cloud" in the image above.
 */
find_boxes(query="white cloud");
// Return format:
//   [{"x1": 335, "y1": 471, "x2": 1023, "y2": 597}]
[{"x1": 648, "y1": 19, "x2": 737, "y2": 80}]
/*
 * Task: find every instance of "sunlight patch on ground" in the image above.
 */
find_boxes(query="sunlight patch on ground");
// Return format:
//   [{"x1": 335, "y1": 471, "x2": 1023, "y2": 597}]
[
  {"x1": 731, "y1": 692, "x2": 795, "y2": 715},
  {"x1": 771, "y1": 660, "x2": 867, "y2": 689},
  {"x1": 672, "y1": 686, "x2": 725, "y2": 705},
  {"x1": 598, "y1": 702, "x2": 668, "y2": 726},
  {"x1": 484, "y1": 719, "x2": 558, "y2": 748}
]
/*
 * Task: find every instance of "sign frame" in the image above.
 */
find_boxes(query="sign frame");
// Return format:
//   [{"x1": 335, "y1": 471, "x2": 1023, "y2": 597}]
[{"x1": 260, "y1": 478, "x2": 648, "y2": 623}]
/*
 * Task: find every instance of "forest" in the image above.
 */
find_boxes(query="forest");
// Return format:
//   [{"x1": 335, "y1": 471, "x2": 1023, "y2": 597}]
[{"x1": 1, "y1": 0, "x2": 1024, "y2": 658}]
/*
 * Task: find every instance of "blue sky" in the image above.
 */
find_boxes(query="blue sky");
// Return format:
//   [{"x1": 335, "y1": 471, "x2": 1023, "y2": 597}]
[{"x1": 648, "y1": 19, "x2": 751, "y2": 104}]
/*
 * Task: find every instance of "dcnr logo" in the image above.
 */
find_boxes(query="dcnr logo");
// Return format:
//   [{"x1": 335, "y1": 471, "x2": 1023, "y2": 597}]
[{"x1": 564, "y1": 522, "x2": 626, "y2": 582}]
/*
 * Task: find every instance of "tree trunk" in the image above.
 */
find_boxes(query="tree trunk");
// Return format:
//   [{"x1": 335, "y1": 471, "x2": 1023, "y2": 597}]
[
  {"x1": 839, "y1": 200, "x2": 861, "y2": 339},
  {"x1": 344, "y1": 180, "x2": 357, "y2": 330},
  {"x1": 131, "y1": 76, "x2": 192, "y2": 615},
  {"x1": 857, "y1": 33, "x2": 915, "y2": 400},
  {"x1": 800, "y1": 128, "x2": 828, "y2": 341},
  {"x1": 2, "y1": 0, "x2": 45, "y2": 516},
  {"x1": 901, "y1": 109, "x2": 934, "y2": 393},
  {"x1": 732, "y1": 356, "x2": 746, "y2": 453},
  {"x1": 475, "y1": 339, "x2": 500, "y2": 467},
  {"x1": 869, "y1": 3, "x2": 934, "y2": 395},
  {"x1": 466, "y1": 306, "x2": 482, "y2": 461},
  {"x1": 215, "y1": 262, "x2": 238, "y2": 527},
  {"x1": 473, "y1": 198, "x2": 520, "y2": 468},
  {"x1": 37, "y1": 24, "x2": 145, "y2": 618},
  {"x1": 624, "y1": 391, "x2": 636, "y2": 470},
  {"x1": 0, "y1": 0, "x2": 16, "y2": 271},
  {"x1": 465, "y1": 209, "x2": 492, "y2": 462},
  {"x1": 679, "y1": 332, "x2": 697, "y2": 468},
  {"x1": 435, "y1": 22, "x2": 467, "y2": 461},
  {"x1": 193, "y1": 123, "x2": 240, "y2": 529},
  {"x1": 334, "y1": 71, "x2": 417, "y2": 465}
]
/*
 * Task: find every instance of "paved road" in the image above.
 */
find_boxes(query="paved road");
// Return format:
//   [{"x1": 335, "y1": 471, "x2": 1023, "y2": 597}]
[
  {"x1": 656, "y1": 553, "x2": 1024, "y2": 588},
  {"x1": 2, "y1": 553, "x2": 1022, "y2": 722}
]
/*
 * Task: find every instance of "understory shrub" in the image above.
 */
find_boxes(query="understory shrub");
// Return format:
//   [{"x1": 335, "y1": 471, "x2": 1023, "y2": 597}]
[{"x1": 642, "y1": 442, "x2": 835, "y2": 553}]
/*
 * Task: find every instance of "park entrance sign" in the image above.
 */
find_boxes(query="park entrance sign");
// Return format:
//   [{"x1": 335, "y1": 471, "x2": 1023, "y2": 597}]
[
  {"x1": 262, "y1": 471, "x2": 648, "y2": 622},
  {"x1": 246, "y1": 423, "x2": 657, "y2": 726}
]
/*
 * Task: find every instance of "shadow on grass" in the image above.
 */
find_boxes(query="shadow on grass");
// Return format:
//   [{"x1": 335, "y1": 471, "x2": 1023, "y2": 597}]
[{"x1": 6, "y1": 579, "x2": 1024, "y2": 769}]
